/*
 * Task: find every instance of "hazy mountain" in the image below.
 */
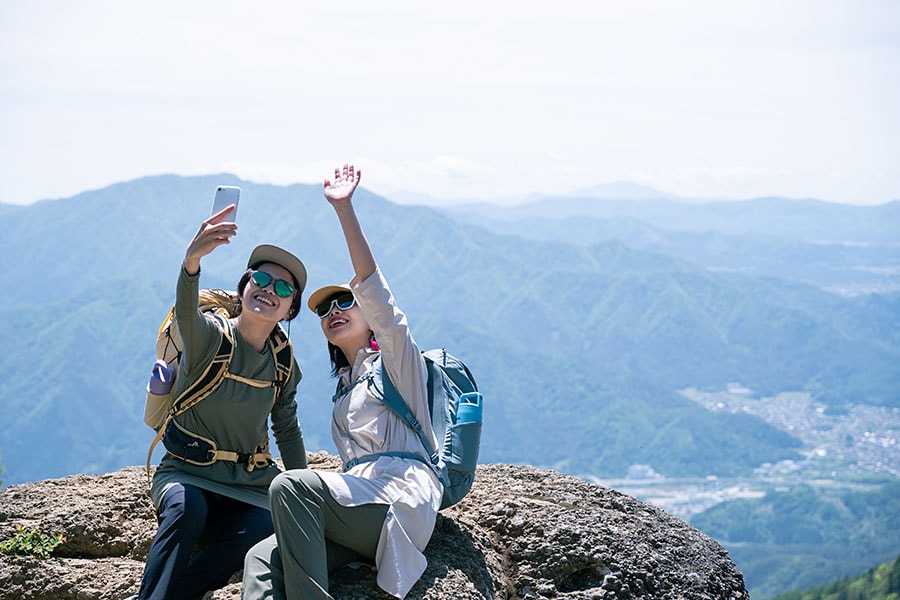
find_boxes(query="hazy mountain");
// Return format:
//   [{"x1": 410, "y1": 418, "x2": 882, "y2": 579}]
[
  {"x1": 387, "y1": 180, "x2": 678, "y2": 208},
  {"x1": 567, "y1": 181, "x2": 681, "y2": 200},
  {"x1": 1, "y1": 175, "x2": 897, "y2": 491},
  {"x1": 437, "y1": 197, "x2": 900, "y2": 296},
  {"x1": 441, "y1": 193, "x2": 900, "y2": 243}
]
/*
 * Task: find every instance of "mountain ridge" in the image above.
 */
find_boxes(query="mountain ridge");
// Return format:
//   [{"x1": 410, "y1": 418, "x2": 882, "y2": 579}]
[{"x1": 1, "y1": 174, "x2": 897, "y2": 488}]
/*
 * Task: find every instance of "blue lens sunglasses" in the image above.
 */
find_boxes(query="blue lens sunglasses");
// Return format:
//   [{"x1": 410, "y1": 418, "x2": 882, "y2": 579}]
[{"x1": 315, "y1": 293, "x2": 356, "y2": 318}]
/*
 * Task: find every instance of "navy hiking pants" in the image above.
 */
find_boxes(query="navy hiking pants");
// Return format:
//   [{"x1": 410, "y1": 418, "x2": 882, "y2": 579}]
[{"x1": 137, "y1": 483, "x2": 274, "y2": 600}]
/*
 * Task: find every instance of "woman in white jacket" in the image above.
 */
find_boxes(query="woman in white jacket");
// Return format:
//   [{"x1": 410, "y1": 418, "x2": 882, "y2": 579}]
[{"x1": 242, "y1": 164, "x2": 442, "y2": 600}]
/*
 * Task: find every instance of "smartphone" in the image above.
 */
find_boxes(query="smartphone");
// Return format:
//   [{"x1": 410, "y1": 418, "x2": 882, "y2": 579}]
[{"x1": 211, "y1": 185, "x2": 240, "y2": 222}]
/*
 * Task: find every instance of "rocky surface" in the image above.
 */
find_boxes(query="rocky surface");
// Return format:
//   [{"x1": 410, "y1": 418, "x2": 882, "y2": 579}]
[{"x1": 0, "y1": 452, "x2": 747, "y2": 599}]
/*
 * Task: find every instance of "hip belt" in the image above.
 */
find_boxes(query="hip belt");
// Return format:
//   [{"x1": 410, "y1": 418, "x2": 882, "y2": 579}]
[{"x1": 163, "y1": 419, "x2": 272, "y2": 471}]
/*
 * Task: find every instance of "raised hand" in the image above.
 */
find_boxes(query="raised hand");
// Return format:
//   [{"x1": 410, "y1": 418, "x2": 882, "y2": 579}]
[
  {"x1": 183, "y1": 206, "x2": 238, "y2": 275},
  {"x1": 323, "y1": 163, "x2": 375, "y2": 281},
  {"x1": 324, "y1": 163, "x2": 362, "y2": 207}
]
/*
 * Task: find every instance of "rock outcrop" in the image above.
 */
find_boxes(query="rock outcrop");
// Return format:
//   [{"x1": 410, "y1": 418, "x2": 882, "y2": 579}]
[{"x1": 0, "y1": 452, "x2": 747, "y2": 599}]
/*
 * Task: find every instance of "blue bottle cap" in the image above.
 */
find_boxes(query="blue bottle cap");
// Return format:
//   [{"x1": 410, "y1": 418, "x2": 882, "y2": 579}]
[{"x1": 148, "y1": 360, "x2": 175, "y2": 395}]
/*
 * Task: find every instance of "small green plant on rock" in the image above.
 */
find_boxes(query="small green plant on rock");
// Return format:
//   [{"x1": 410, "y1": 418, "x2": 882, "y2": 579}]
[{"x1": 0, "y1": 525, "x2": 65, "y2": 558}]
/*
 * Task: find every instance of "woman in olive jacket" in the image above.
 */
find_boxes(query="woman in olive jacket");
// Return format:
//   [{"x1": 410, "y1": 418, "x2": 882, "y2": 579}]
[{"x1": 134, "y1": 205, "x2": 309, "y2": 600}]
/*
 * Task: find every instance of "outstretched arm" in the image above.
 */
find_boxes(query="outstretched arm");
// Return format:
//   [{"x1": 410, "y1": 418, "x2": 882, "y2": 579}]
[
  {"x1": 175, "y1": 205, "x2": 237, "y2": 372},
  {"x1": 324, "y1": 163, "x2": 375, "y2": 283},
  {"x1": 183, "y1": 205, "x2": 238, "y2": 275}
]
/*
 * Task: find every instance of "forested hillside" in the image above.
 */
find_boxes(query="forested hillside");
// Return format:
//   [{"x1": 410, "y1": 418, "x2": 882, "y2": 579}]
[
  {"x1": 771, "y1": 553, "x2": 900, "y2": 600},
  {"x1": 691, "y1": 481, "x2": 900, "y2": 598}
]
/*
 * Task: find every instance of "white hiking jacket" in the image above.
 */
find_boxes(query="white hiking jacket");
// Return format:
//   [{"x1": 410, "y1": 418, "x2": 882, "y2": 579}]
[{"x1": 316, "y1": 267, "x2": 442, "y2": 599}]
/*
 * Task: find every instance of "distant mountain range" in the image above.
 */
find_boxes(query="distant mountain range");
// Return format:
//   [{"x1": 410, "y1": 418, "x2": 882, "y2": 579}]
[
  {"x1": 442, "y1": 194, "x2": 900, "y2": 294},
  {"x1": 1, "y1": 175, "x2": 898, "y2": 491}
]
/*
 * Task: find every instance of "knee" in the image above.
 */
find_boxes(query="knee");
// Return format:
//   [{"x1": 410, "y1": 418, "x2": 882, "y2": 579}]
[
  {"x1": 269, "y1": 469, "x2": 322, "y2": 512},
  {"x1": 269, "y1": 471, "x2": 291, "y2": 497},
  {"x1": 268, "y1": 471, "x2": 293, "y2": 503},
  {"x1": 270, "y1": 469, "x2": 316, "y2": 499},
  {"x1": 158, "y1": 484, "x2": 207, "y2": 525}
]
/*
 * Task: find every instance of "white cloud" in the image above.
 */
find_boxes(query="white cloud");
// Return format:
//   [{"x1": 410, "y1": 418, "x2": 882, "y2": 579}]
[{"x1": 1, "y1": 0, "x2": 898, "y2": 206}]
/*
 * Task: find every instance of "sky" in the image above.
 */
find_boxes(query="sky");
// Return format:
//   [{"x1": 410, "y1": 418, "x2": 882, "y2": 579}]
[{"x1": 2, "y1": 1, "x2": 898, "y2": 207}]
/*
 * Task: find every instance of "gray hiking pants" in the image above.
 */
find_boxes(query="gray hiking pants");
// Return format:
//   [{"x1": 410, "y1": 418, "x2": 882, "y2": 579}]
[{"x1": 242, "y1": 469, "x2": 388, "y2": 600}]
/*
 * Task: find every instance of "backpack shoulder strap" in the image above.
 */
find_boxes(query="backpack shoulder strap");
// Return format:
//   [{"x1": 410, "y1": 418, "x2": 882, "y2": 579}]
[
  {"x1": 170, "y1": 313, "x2": 235, "y2": 416},
  {"x1": 266, "y1": 323, "x2": 293, "y2": 390},
  {"x1": 374, "y1": 355, "x2": 440, "y2": 465},
  {"x1": 146, "y1": 314, "x2": 234, "y2": 482}
]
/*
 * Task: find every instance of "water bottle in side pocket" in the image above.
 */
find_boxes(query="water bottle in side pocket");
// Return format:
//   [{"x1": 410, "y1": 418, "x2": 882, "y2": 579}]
[{"x1": 456, "y1": 392, "x2": 483, "y2": 424}]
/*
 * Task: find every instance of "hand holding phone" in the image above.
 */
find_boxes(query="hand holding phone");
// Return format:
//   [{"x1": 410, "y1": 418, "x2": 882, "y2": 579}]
[{"x1": 211, "y1": 185, "x2": 240, "y2": 223}]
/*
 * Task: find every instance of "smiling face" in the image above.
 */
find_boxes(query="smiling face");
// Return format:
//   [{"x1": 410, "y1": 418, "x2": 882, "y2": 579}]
[
  {"x1": 240, "y1": 262, "x2": 295, "y2": 323},
  {"x1": 319, "y1": 293, "x2": 371, "y2": 359}
]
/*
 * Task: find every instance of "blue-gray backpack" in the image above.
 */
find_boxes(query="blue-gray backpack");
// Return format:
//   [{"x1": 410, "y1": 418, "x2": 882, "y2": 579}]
[{"x1": 344, "y1": 348, "x2": 483, "y2": 510}]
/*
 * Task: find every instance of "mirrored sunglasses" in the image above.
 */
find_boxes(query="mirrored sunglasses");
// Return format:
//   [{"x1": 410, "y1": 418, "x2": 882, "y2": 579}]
[
  {"x1": 250, "y1": 271, "x2": 295, "y2": 298},
  {"x1": 315, "y1": 293, "x2": 356, "y2": 318}
]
